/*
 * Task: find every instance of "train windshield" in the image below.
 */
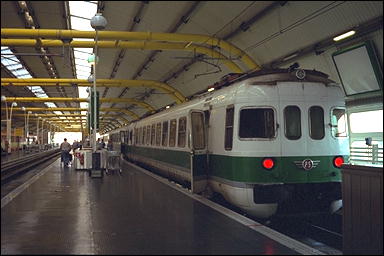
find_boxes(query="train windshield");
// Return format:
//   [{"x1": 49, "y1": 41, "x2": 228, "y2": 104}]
[
  {"x1": 331, "y1": 108, "x2": 348, "y2": 137},
  {"x1": 239, "y1": 108, "x2": 275, "y2": 139}
]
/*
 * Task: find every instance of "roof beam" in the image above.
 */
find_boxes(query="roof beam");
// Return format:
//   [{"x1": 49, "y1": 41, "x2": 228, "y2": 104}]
[{"x1": 1, "y1": 78, "x2": 186, "y2": 103}]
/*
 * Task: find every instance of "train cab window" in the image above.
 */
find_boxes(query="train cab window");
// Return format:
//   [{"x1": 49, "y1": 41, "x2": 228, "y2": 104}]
[
  {"x1": 225, "y1": 106, "x2": 234, "y2": 150},
  {"x1": 191, "y1": 112, "x2": 205, "y2": 150},
  {"x1": 178, "y1": 117, "x2": 187, "y2": 148},
  {"x1": 239, "y1": 108, "x2": 275, "y2": 139},
  {"x1": 162, "y1": 121, "x2": 168, "y2": 147},
  {"x1": 284, "y1": 106, "x2": 301, "y2": 140},
  {"x1": 151, "y1": 124, "x2": 156, "y2": 145},
  {"x1": 146, "y1": 125, "x2": 151, "y2": 145},
  {"x1": 156, "y1": 123, "x2": 161, "y2": 146},
  {"x1": 331, "y1": 108, "x2": 348, "y2": 137},
  {"x1": 309, "y1": 106, "x2": 325, "y2": 140}
]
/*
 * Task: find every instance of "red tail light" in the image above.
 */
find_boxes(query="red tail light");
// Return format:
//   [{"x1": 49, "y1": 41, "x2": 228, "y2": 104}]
[
  {"x1": 262, "y1": 158, "x2": 275, "y2": 170},
  {"x1": 333, "y1": 156, "x2": 344, "y2": 168}
]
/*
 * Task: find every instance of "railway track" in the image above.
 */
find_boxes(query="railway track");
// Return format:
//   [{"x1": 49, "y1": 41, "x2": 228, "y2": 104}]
[{"x1": 1, "y1": 149, "x2": 61, "y2": 185}]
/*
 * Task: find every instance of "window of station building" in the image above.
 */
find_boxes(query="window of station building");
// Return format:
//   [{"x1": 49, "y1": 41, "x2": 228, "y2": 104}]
[
  {"x1": 225, "y1": 106, "x2": 234, "y2": 150},
  {"x1": 145, "y1": 125, "x2": 150, "y2": 145},
  {"x1": 239, "y1": 108, "x2": 275, "y2": 139},
  {"x1": 178, "y1": 117, "x2": 187, "y2": 148},
  {"x1": 331, "y1": 108, "x2": 348, "y2": 137},
  {"x1": 284, "y1": 106, "x2": 301, "y2": 140},
  {"x1": 309, "y1": 106, "x2": 325, "y2": 140},
  {"x1": 151, "y1": 124, "x2": 156, "y2": 145},
  {"x1": 162, "y1": 121, "x2": 169, "y2": 147},
  {"x1": 156, "y1": 123, "x2": 162, "y2": 146},
  {"x1": 169, "y1": 119, "x2": 177, "y2": 147},
  {"x1": 350, "y1": 110, "x2": 383, "y2": 133},
  {"x1": 191, "y1": 112, "x2": 206, "y2": 150}
]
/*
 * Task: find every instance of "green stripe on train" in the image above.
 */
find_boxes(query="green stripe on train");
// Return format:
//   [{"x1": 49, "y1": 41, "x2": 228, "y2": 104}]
[
  {"x1": 126, "y1": 145, "x2": 191, "y2": 169},
  {"x1": 126, "y1": 145, "x2": 346, "y2": 183},
  {"x1": 209, "y1": 155, "x2": 346, "y2": 183}
]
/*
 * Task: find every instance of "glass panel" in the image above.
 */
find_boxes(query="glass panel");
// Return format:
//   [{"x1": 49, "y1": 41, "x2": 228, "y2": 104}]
[
  {"x1": 146, "y1": 125, "x2": 151, "y2": 145},
  {"x1": 309, "y1": 106, "x2": 325, "y2": 140},
  {"x1": 239, "y1": 108, "x2": 275, "y2": 138},
  {"x1": 169, "y1": 119, "x2": 177, "y2": 147},
  {"x1": 350, "y1": 110, "x2": 383, "y2": 133},
  {"x1": 225, "y1": 107, "x2": 234, "y2": 150},
  {"x1": 191, "y1": 112, "x2": 205, "y2": 150},
  {"x1": 284, "y1": 106, "x2": 301, "y2": 140},
  {"x1": 151, "y1": 124, "x2": 156, "y2": 145},
  {"x1": 331, "y1": 108, "x2": 348, "y2": 137},
  {"x1": 177, "y1": 117, "x2": 187, "y2": 148},
  {"x1": 156, "y1": 123, "x2": 161, "y2": 146},
  {"x1": 162, "y1": 121, "x2": 168, "y2": 147},
  {"x1": 142, "y1": 126, "x2": 146, "y2": 145}
]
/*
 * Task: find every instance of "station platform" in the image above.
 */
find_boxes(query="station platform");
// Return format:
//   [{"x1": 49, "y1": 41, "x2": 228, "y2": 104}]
[{"x1": 1, "y1": 158, "x2": 321, "y2": 255}]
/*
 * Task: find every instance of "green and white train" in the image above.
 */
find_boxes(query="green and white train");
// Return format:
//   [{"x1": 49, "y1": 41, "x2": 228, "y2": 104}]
[{"x1": 111, "y1": 68, "x2": 350, "y2": 218}]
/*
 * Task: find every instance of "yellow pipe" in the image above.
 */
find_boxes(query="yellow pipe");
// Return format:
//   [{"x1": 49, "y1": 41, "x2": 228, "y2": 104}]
[
  {"x1": 8, "y1": 107, "x2": 86, "y2": 112},
  {"x1": 14, "y1": 113, "x2": 85, "y2": 117},
  {"x1": 101, "y1": 108, "x2": 139, "y2": 120},
  {"x1": 1, "y1": 39, "x2": 244, "y2": 73},
  {"x1": 4, "y1": 97, "x2": 155, "y2": 112},
  {"x1": 1, "y1": 78, "x2": 186, "y2": 103},
  {"x1": 1, "y1": 29, "x2": 258, "y2": 70},
  {"x1": 5, "y1": 107, "x2": 140, "y2": 120}
]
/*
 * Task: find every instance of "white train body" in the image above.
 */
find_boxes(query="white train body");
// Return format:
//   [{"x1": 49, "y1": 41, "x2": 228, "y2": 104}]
[{"x1": 111, "y1": 69, "x2": 349, "y2": 218}]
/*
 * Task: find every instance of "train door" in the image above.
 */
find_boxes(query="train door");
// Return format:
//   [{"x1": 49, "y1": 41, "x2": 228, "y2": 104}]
[{"x1": 189, "y1": 110, "x2": 208, "y2": 193}]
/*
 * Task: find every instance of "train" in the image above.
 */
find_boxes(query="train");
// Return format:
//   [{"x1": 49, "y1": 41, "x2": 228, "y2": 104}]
[{"x1": 107, "y1": 68, "x2": 350, "y2": 218}]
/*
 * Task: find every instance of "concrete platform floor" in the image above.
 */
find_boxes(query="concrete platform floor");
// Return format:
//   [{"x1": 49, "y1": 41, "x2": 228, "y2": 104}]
[{"x1": 1, "y1": 158, "x2": 302, "y2": 255}]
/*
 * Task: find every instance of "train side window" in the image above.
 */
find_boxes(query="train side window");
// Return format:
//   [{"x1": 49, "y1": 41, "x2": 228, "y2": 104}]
[
  {"x1": 191, "y1": 112, "x2": 205, "y2": 150},
  {"x1": 331, "y1": 108, "x2": 348, "y2": 137},
  {"x1": 120, "y1": 131, "x2": 124, "y2": 143},
  {"x1": 162, "y1": 121, "x2": 169, "y2": 147},
  {"x1": 146, "y1": 125, "x2": 151, "y2": 145},
  {"x1": 151, "y1": 124, "x2": 156, "y2": 145},
  {"x1": 169, "y1": 119, "x2": 177, "y2": 147},
  {"x1": 178, "y1": 117, "x2": 187, "y2": 148},
  {"x1": 134, "y1": 128, "x2": 138, "y2": 145},
  {"x1": 225, "y1": 106, "x2": 234, "y2": 150},
  {"x1": 284, "y1": 106, "x2": 301, "y2": 140},
  {"x1": 142, "y1": 126, "x2": 146, "y2": 145},
  {"x1": 309, "y1": 106, "x2": 325, "y2": 140},
  {"x1": 139, "y1": 127, "x2": 143, "y2": 145},
  {"x1": 156, "y1": 122, "x2": 161, "y2": 146},
  {"x1": 239, "y1": 108, "x2": 275, "y2": 139}
]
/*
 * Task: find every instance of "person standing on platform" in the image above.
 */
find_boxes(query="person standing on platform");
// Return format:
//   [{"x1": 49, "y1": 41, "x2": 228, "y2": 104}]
[{"x1": 60, "y1": 138, "x2": 72, "y2": 167}]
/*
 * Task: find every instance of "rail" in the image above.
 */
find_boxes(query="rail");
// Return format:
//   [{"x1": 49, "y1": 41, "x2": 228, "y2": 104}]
[
  {"x1": 349, "y1": 145, "x2": 383, "y2": 166},
  {"x1": 1, "y1": 148, "x2": 60, "y2": 184}
]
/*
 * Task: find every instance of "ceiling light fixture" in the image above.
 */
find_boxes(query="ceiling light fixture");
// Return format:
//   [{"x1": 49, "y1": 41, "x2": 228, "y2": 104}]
[{"x1": 333, "y1": 30, "x2": 356, "y2": 41}]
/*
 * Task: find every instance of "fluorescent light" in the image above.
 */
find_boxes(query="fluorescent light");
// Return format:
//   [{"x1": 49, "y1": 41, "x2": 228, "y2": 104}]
[
  {"x1": 282, "y1": 53, "x2": 298, "y2": 61},
  {"x1": 333, "y1": 30, "x2": 355, "y2": 41}
]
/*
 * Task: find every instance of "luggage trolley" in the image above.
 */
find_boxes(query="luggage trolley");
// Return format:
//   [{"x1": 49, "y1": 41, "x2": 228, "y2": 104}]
[{"x1": 106, "y1": 150, "x2": 121, "y2": 175}]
